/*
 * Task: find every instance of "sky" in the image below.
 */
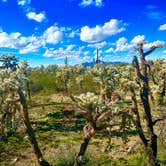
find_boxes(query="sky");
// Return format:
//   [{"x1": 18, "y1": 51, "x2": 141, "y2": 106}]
[{"x1": 0, "y1": 0, "x2": 166, "y2": 66}]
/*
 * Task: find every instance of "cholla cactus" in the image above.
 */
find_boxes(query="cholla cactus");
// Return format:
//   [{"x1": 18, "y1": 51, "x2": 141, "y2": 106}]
[
  {"x1": 56, "y1": 65, "x2": 73, "y2": 96},
  {"x1": 74, "y1": 92, "x2": 111, "y2": 165},
  {"x1": 74, "y1": 91, "x2": 132, "y2": 165},
  {"x1": 150, "y1": 58, "x2": 166, "y2": 105},
  {"x1": 0, "y1": 54, "x2": 18, "y2": 71},
  {"x1": 0, "y1": 60, "x2": 29, "y2": 137},
  {"x1": 119, "y1": 65, "x2": 139, "y2": 92},
  {"x1": 75, "y1": 92, "x2": 103, "y2": 113},
  {"x1": 76, "y1": 75, "x2": 84, "y2": 90},
  {"x1": 88, "y1": 64, "x2": 120, "y2": 100},
  {"x1": 0, "y1": 56, "x2": 49, "y2": 165}
]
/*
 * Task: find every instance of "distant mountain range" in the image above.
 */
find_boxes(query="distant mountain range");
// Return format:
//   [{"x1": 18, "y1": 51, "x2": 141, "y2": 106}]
[{"x1": 81, "y1": 61, "x2": 122, "y2": 67}]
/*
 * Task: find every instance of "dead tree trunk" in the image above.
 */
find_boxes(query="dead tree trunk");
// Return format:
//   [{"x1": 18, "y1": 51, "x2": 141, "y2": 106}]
[
  {"x1": 75, "y1": 123, "x2": 95, "y2": 166},
  {"x1": 132, "y1": 43, "x2": 162, "y2": 166},
  {"x1": 17, "y1": 88, "x2": 50, "y2": 166},
  {"x1": 130, "y1": 87, "x2": 148, "y2": 147}
]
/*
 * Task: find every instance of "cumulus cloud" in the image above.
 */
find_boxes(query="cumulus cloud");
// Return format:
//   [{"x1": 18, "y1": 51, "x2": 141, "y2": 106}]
[
  {"x1": 19, "y1": 36, "x2": 44, "y2": 54},
  {"x1": 0, "y1": 25, "x2": 64, "y2": 54},
  {"x1": 80, "y1": 19, "x2": 125, "y2": 43},
  {"x1": 105, "y1": 35, "x2": 165, "y2": 54},
  {"x1": 43, "y1": 46, "x2": 88, "y2": 65},
  {"x1": 163, "y1": 50, "x2": 166, "y2": 54},
  {"x1": 79, "y1": 0, "x2": 103, "y2": 8},
  {"x1": 19, "y1": 43, "x2": 39, "y2": 54},
  {"x1": 0, "y1": 32, "x2": 23, "y2": 48},
  {"x1": 44, "y1": 46, "x2": 81, "y2": 58},
  {"x1": 105, "y1": 37, "x2": 132, "y2": 53},
  {"x1": 158, "y1": 24, "x2": 166, "y2": 31},
  {"x1": 143, "y1": 40, "x2": 165, "y2": 49},
  {"x1": 43, "y1": 26, "x2": 63, "y2": 45},
  {"x1": 131, "y1": 35, "x2": 145, "y2": 44},
  {"x1": 17, "y1": 0, "x2": 47, "y2": 23},
  {"x1": 26, "y1": 12, "x2": 46, "y2": 22},
  {"x1": 0, "y1": 31, "x2": 42, "y2": 54},
  {"x1": 115, "y1": 37, "x2": 132, "y2": 52}
]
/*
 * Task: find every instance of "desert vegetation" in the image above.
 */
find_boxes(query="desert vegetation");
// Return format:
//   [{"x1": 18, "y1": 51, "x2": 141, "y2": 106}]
[{"x1": 0, "y1": 43, "x2": 166, "y2": 166}]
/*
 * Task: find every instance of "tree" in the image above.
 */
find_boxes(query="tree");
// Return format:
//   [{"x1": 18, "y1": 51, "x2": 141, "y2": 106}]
[{"x1": 131, "y1": 42, "x2": 163, "y2": 166}]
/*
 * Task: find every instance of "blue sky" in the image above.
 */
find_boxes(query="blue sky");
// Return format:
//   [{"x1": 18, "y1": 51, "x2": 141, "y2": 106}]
[{"x1": 0, "y1": 0, "x2": 166, "y2": 66}]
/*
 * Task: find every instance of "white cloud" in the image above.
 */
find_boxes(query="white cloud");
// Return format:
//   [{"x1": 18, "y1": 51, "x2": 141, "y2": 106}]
[
  {"x1": 88, "y1": 41, "x2": 107, "y2": 48},
  {"x1": 26, "y1": 12, "x2": 46, "y2": 22},
  {"x1": 80, "y1": 19, "x2": 125, "y2": 43},
  {"x1": 143, "y1": 40, "x2": 165, "y2": 49},
  {"x1": 18, "y1": 0, "x2": 26, "y2": 6},
  {"x1": 0, "y1": 32, "x2": 22, "y2": 48},
  {"x1": 43, "y1": 26, "x2": 63, "y2": 45},
  {"x1": 82, "y1": 55, "x2": 91, "y2": 62},
  {"x1": 17, "y1": 0, "x2": 31, "y2": 6},
  {"x1": 43, "y1": 46, "x2": 88, "y2": 65},
  {"x1": 105, "y1": 35, "x2": 165, "y2": 54},
  {"x1": 69, "y1": 31, "x2": 76, "y2": 38},
  {"x1": 158, "y1": 24, "x2": 166, "y2": 31},
  {"x1": 44, "y1": 47, "x2": 82, "y2": 58},
  {"x1": 84, "y1": 51, "x2": 90, "y2": 56},
  {"x1": 18, "y1": 0, "x2": 47, "y2": 23},
  {"x1": 19, "y1": 36, "x2": 45, "y2": 54},
  {"x1": 66, "y1": 44, "x2": 75, "y2": 51},
  {"x1": 0, "y1": 25, "x2": 64, "y2": 54},
  {"x1": 105, "y1": 47, "x2": 114, "y2": 53},
  {"x1": 68, "y1": 30, "x2": 79, "y2": 38},
  {"x1": 163, "y1": 50, "x2": 166, "y2": 54},
  {"x1": 115, "y1": 37, "x2": 132, "y2": 52},
  {"x1": 95, "y1": 0, "x2": 103, "y2": 7},
  {"x1": 131, "y1": 35, "x2": 145, "y2": 44},
  {"x1": 19, "y1": 43, "x2": 39, "y2": 54},
  {"x1": 80, "y1": 0, "x2": 93, "y2": 7},
  {"x1": 0, "y1": 31, "x2": 41, "y2": 54},
  {"x1": 79, "y1": 0, "x2": 103, "y2": 8}
]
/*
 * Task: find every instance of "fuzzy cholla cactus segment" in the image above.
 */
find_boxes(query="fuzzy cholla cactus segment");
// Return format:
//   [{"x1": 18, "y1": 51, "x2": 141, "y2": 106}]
[
  {"x1": 74, "y1": 92, "x2": 104, "y2": 114},
  {"x1": 0, "y1": 61, "x2": 28, "y2": 93}
]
